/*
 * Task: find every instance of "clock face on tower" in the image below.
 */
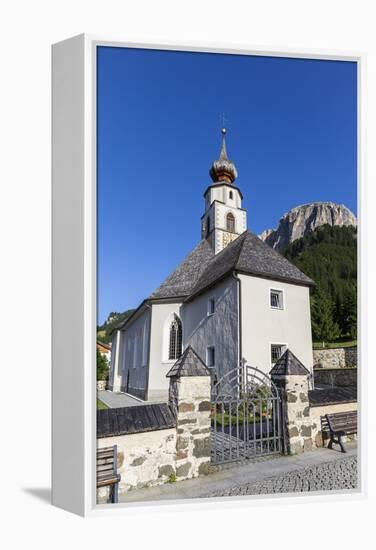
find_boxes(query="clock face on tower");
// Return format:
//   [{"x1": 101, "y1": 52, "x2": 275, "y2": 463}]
[{"x1": 222, "y1": 231, "x2": 238, "y2": 249}]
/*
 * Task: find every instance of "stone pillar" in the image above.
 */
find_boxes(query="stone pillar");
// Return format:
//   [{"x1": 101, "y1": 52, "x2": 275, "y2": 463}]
[
  {"x1": 166, "y1": 346, "x2": 212, "y2": 479},
  {"x1": 270, "y1": 349, "x2": 314, "y2": 455}
]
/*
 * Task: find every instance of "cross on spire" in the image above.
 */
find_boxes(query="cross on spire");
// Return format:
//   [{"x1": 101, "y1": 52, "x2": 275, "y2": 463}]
[{"x1": 219, "y1": 113, "x2": 229, "y2": 129}]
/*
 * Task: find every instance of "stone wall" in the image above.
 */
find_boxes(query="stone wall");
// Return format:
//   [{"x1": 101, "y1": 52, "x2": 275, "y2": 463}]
[
  {"x1": 97, "y1": 350, "x2": 211, "y2": 503},
  {"x1": 97, "y1": 428, "x2": 177, "y2": 502},
  {"x1": 169, "y1": 375, "x2": 211, "y2": 479},
  {"x1": 272, "y1": 367, "x2": 357, "y2": 455},
  {"x1": 313, "y1": 367, "x2": 357, "y2": 388},
  {"x1": 310, "y1": 401, "x2": 358, "y2": 448},
  {"x1": 273, "y1": 374, "x2": 314, "y2": 454},
  {"x1": 312, "y1": 347, "x2": 357, "y2": 369},
  {"x1": 97, "y1": 380, "x2": 106, "y2": 391}
]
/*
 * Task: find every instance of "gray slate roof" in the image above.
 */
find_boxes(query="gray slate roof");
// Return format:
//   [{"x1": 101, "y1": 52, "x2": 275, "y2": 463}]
[
  {"x1": 166, "y1": 345, "x2": 210, "y2": 377},
  {"x1": 150, "y1": 239, "x2": 214, "y2": 299},
  {"x1": 270, "y1": 349, "x2": 311, "y2": 376},
  {"x1": 188, "y1": 231, "x2": 314, "y2": 299},
  {"x1": 97, "y1": 404, "x2": 176, "y2": 438},
  {"x1": 137, "y1": 230, "x2": 313, "y2": 315}
]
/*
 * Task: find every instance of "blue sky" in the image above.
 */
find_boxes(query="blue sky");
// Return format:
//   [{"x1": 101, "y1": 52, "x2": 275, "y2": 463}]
[{"x1": 97, "y1": 47, "x2": 357, "y2": 324}]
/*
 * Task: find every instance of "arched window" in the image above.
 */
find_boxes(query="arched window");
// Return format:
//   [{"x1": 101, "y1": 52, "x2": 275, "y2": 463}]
[
  {"x1": 229, "y1": 190, "x2": 233, "y2": 200},
  {"x1": 169, "y1": 316, "x2": 182, "y2": 360},
  {"x1": 226, "y1": 212, "x2": 235, "y2": 233},
  {"x1": 206, "y1": 216, "x2": 210, "y2": 237}
]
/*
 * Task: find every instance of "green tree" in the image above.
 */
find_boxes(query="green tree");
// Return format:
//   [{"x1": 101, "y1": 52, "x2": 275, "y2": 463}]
[
  {"x1": 283, "y1": 225, "x2": 357, "y2": 341},
  {"x1": 311, "y1": 286, "x2": 340, "y2": 345},
  {"x1": 97, "y1": 348, "x2": 109, "y2": 381},
  {"x1": 342, "y1": 289, "x2": 357, "y2": 339}
]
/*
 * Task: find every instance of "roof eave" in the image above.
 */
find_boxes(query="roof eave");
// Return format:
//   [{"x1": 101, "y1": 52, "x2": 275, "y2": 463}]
[
  {"x1": 203, "y1": 182, "x2": 243, "y2": 200},
  {"x1": 115, "y1": 295, "x2": 189, "y2": 333},
  {"x1": 184, "y1": 269, "x2": 235, "y2": 303},
  {"x1": 235, "y1": 269, "x2": 315, "y2": 288},
  {"x1": 112, "y1": 299, "x2": 150, "y2": 334}
]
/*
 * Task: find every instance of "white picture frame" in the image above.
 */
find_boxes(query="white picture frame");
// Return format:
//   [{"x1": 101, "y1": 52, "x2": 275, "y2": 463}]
[{"x1": 52, "y1": 34, "x2": 366, "y2": 517}]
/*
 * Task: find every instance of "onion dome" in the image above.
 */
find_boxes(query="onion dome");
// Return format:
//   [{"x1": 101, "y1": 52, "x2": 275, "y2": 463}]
[{"x1": 209, "y1": 128, "x2": 238, "y2": 184}]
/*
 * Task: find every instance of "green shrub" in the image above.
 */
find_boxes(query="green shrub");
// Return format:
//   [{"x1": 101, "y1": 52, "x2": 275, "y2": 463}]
[
  {"x1": 168, "y1": 472, "x2": 177, "y2": 483},
  {"x1": 97, "y1": 348, "x2": 109, "y2": 381}
]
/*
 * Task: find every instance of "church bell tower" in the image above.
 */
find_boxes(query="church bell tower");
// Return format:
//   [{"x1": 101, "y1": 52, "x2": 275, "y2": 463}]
[{"x1": 201, "y1": 128, "x2": 247, "y2": 254}]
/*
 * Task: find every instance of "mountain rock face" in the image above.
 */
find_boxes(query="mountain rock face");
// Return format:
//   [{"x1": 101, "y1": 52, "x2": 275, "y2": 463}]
[{"x1": 259, "y1": 202, "x2": 357, "y2": 251}]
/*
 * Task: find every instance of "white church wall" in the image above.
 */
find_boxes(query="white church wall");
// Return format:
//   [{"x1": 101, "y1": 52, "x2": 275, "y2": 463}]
[
  {"x1": 182, "y1": 277, "x2": 239, "y2": 380},
  {"x1": 239, "y1": 274, "x2": 313, "y2": 374},
  {"x1": 117, "y1": 307, "x2": 151, "y2": 399},
  {"x1": 206, "y1": 185, "x2": 242, "y2": 209},
  {"x1": 211, "y1": 202, "x2": 247, "y2": 254},
  {"x1": 148, "y1": 302, "x2": 183, "y2": 401}
]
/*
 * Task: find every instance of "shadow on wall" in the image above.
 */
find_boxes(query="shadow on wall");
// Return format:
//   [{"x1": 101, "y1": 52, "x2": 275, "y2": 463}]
[{"x1": 313, "y1": 367, "x2": 357, "y2": 388}]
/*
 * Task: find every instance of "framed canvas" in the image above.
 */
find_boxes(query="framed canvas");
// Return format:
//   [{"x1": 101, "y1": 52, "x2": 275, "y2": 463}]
[{"x1": 52, "y1": 35, "x2": 366, "y2": 517}]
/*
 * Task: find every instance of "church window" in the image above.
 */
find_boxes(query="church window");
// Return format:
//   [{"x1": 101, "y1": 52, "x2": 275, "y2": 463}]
[
  {"x1": 207, "y1": 346, "x2": 215, "y2": 368},
  {"x1": 207, "y1": 297, "x2": 215, "y2": 315},
  {"x1": 168, "y1": 316, "x2": 182, "y2": 360},
  {"x1": 229, "y1": 190, "x2": 233, "y2": 200},
  {"x1": 270, "y1": 344, "x2": 287, "y2": 365},
  {"x1": 226, "y1": 212, "x2": 235, "y2": 233},
  {"x1": 270, "y1": 289, "x2": 284, "y2": 310},
  {"x1": 206, "y1": 216, "x2": 211, "y2": 237}
]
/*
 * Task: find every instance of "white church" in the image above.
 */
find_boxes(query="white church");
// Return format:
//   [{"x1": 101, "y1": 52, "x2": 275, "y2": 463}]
[{"x1": 109, "y1": 129, "x2": 314, "y2": 401}]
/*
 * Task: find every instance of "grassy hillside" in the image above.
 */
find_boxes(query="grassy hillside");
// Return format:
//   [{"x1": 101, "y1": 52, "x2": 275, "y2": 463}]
[
  {"x1": 97, "y1": 309, "x2": 135, "y2": 343},
  {"x1": 282, "y1": 225, "x2": 357, "y2": 343}
]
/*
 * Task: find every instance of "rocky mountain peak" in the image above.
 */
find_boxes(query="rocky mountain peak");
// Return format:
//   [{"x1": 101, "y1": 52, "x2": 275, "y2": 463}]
[{"x1": 259, "y1": 202, "x2": 357, "y2": 251}]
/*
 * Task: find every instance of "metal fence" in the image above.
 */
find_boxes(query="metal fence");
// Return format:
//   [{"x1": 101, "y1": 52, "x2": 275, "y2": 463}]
[{"x1": 211, "y1": 364, "x2": 282, "y2": 464}]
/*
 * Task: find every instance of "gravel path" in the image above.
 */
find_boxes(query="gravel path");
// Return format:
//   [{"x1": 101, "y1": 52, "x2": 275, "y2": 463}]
[{"x1": 203, "y1": 456, "x2": 357, "y2": 497}]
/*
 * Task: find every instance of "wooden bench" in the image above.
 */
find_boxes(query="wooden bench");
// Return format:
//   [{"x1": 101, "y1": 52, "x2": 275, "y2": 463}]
[
  {"x1": 97, "y1": 446, "x2": 121, "y2": 503},
  {"x1": 326, "y1": 411, "x2": 357, "y2": 453}
]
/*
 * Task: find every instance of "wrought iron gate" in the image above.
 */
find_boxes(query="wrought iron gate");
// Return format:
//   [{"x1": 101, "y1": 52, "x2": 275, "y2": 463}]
[{"x1": 211, "y1": 364, "x2": 283, "y2": 464}]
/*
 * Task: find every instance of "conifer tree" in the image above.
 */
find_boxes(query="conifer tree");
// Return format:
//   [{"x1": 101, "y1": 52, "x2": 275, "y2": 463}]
[
  {"x1": 342, "y1": 289, "x2": 357, "y2": 339},
  {"x1": 311, "y1": 287, "x2": 340, "y2": 345}
]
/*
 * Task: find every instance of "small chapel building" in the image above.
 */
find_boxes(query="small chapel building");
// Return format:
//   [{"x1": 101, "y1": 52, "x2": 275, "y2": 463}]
[{"x1": 109, "y1": 129, "x2": 314, "y2": 401}]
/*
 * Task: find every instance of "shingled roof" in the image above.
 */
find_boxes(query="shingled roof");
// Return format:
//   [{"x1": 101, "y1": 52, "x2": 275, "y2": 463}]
[
  {"x1": 270, "y1": 349, "x2": 311, "y2": 376},
  {"x1": 166, "y1": 345, "x2": 210, "y2": 377},
  {"x1": 187, "y1": 230, "x2": 314, "y2": 300},
  {"x1": 122, "y1": 230, "x2": 313, "y2": 332},
  {"x1": 97, "y1": 404, "x2": 176, "y2": 438},
  {"x1": 150, "y1": 239, "x2": 214, "y2": 299}
]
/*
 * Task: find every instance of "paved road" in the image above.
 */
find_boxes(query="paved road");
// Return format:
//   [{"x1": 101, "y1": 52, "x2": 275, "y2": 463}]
[
  {"x1": 203, "y1": 455, "x2": 357, "y2": 497},
  {"x1": 98, "y1": 390, "x2": 166, "y2": 408}
]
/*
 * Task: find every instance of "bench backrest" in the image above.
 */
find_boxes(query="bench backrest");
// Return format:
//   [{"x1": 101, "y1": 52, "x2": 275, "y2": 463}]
[
  {"x1": 97, "y1": 445, "x2": 118, "y2": 482},
  {"x1": 326, "y1": 410, "x2": 357, "y2": 432}
]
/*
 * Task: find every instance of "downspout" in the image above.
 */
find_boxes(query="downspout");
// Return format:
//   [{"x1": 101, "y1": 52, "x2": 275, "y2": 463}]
[
  {"x1": 144, "y1": 303, "x2": 152, "y2": 401},
  {"x1": 232, "y1": 271, "x2": 242, "y2": 367}
]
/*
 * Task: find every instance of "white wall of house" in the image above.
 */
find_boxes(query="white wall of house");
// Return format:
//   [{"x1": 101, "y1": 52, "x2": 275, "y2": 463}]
[
  {"x1": 148, "y1": 301, "x2": 183, "y2": 401},
  {"x1": 182, "y1": 277, "x2": 239, "y2": 380},
  {"x1": 239, "y1": 274, "x2": 313, "y2": 374}
]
